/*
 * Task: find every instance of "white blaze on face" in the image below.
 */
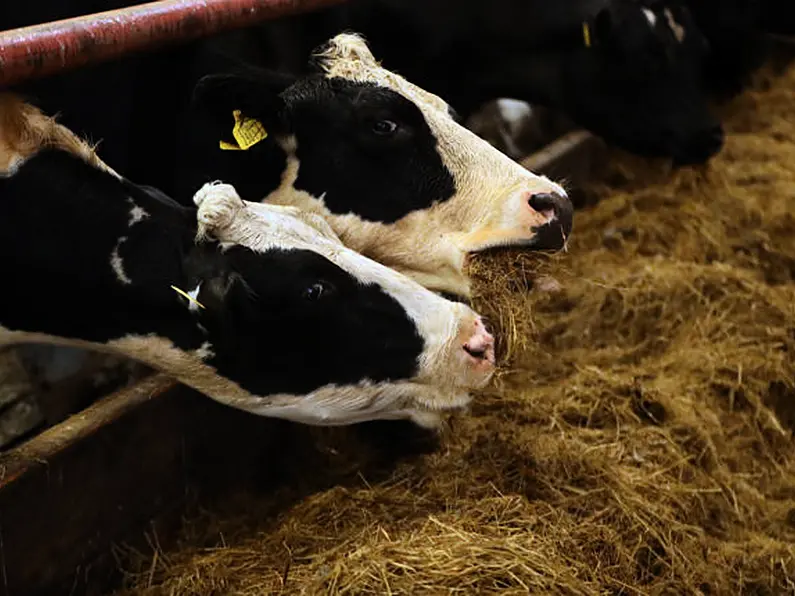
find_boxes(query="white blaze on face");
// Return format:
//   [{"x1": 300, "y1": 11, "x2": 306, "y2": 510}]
[
  {"x1": 194, "y1": 182, "x2": 494, "y2": 416},
  {"x1": 276, "y1": 33, "x2": 569, "y2": 298}
]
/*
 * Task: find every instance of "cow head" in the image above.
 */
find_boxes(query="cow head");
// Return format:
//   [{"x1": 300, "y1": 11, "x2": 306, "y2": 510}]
[
  {"x1": 559, "y1": 0, "x2": 722, "y2": 164},
  {"x1": 185, "y1": 33, "x2": 573, "y2": 299},
  {"x1": 179, "y1": 182, "x2": 497, "y2": 427}
]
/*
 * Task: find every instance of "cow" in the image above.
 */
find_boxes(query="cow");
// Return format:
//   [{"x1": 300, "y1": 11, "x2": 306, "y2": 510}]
[
  {"x1": 245, "y1": 0, "x2": 723, "y2": 165},
  {"x1": 178, "y1": 33, "x2": 573, "y2": 300},
  {"x1": 0, "y1": 94, "x2": 498, "y2": 428}
]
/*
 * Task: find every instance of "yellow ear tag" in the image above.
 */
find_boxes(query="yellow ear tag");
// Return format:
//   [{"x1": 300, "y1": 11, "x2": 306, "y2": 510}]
[
  {"x1": 582, "y1": 22, "x2": 592, "y2": 48},
  {"x1": 219, "y1": 109, "x2": 268, "y2": 151},
  {"x1": 171, "y1": 285, "x2": 206, "y2": 310}
]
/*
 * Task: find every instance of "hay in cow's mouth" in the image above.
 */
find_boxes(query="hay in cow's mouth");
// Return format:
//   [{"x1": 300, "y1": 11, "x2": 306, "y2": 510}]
[{"x1": 113, "y1": 55, "x2": 795, "y2": 596}]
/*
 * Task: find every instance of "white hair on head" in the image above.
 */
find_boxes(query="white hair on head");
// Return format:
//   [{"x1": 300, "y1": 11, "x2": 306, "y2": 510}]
[
  {"x1": 311, "y1": 32, "x2": 451, "y2": 114},
  {"x1": 313, "y1": 32, "x2": 380, "y2": 70}
]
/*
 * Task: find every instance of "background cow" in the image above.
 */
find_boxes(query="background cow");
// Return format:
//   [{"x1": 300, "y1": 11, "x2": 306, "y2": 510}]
[
  {"x1": 685, "y1": 0, "x2": 771, "y2": 97},
  {"x1": 0, "y1": 95, "x2": 497, "y2": 428},
  {"x1": 253, "y1": 0, "x2": 725, "y2": 165},
  {"x1": 8, "y1": 0, "x2": 787, "y2": 198}
]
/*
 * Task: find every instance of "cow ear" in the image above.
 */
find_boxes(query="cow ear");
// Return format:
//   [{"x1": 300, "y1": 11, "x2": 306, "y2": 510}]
[
  {"x1": 194, "y1": 267, "x2": 260, "y2": 328},
  {"x1": 178, "y1": 240, "x2": 250, "y2": 317},
  {"x1": 196, "y1": 271, "x2": 236, "y2": 313},
  {"x1": 190, "y1": 71, "x2": 293, "y2": 148}
]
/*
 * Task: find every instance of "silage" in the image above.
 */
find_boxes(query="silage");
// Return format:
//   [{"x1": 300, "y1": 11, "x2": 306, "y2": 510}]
[{"x1": 115, "y1": 59, "x2": 795, "y2": 595}]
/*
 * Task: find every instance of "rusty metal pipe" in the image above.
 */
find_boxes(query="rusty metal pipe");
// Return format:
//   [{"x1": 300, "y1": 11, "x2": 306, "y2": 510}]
[{"x1": 0, "y1": 0, "x2": 347, "y2": 87}]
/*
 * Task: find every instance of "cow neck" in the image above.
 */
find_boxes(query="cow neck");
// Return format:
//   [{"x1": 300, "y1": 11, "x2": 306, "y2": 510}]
[{"x1": 0, "y1": 148, "x2": 208, "y2": 352}]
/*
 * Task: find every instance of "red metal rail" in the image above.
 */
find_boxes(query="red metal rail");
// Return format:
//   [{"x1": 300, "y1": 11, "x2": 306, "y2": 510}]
[{"x1": 0, "y1": 0, "x2": 347, "y2": 87}]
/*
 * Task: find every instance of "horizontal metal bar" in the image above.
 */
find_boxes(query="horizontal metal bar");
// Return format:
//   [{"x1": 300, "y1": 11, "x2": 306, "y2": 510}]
[{"x1": 0, "y1": 0, "x2": 347, "y2": 87}]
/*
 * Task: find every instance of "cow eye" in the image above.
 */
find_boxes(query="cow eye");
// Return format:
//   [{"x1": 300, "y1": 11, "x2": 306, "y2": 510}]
[
  {"x1": 303, "y1": 281, "x2": 331, "y2": 301},
  {"x1": 372, "y1": 119, "x2": 398, "y2": 135}
]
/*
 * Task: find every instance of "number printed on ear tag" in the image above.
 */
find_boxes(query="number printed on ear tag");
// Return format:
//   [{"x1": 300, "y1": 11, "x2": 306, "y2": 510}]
[{"x1": 219, "y1": 110, "x2": 268, "y2": 151}]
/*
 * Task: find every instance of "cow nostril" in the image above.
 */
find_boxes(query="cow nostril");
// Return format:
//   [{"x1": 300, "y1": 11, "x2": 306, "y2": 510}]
[
  {"x1": 526, "y1": 190, "x2": 574, "y2": 251},
  {"x1": 463, "y1": 343, "x2": 487, "y2": 359},
  {"x1": 528, "y1": 192, "x2": 563, "y2": 218}
]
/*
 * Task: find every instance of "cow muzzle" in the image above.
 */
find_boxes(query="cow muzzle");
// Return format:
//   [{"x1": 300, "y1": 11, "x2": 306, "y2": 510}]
[
  {"x1": 450, "y1": 311, "x2": 496, "y2": 388},
  {"x1": 457, "y1": 180, "x2": 573, "y2": 254},
  {"x1": 526, "y1": 191, "x2": 574, "y2": 251},
  {"x1": 462, "y1": 315, "x2": 496, "y2": 367}
]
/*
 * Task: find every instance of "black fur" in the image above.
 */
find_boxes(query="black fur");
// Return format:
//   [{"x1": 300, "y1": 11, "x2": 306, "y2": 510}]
[
  {"x1": 3, "y1": 0, "x2": 748, "y2": 201},
  {"x1": 0, "y1": 150, "x2": 202, "y2": 349},
  {"x1": 0, "y1": 148, "x2": 426, "y2": 396},
  {"x1": 252, "y1": 0, "x2": 727, "y2": 165},
  {"x1": 288, "y1": 77, "x2": 455, "y2": 223}
]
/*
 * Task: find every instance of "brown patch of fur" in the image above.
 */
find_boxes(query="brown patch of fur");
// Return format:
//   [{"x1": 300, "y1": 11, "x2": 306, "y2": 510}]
[{"x1": 0, "y1": 93, "x2": 117, "y2": 177}]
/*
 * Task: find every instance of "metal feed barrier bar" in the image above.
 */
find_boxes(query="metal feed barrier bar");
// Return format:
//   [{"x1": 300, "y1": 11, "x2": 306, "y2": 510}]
[{"x1": 0, "y1": 0, "x2": 347, "y2": 86}]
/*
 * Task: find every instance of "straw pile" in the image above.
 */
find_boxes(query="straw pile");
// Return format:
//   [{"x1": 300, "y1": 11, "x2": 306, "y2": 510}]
[{"x1": 116, "y1": 59, "x2": 795, "y2": 595}]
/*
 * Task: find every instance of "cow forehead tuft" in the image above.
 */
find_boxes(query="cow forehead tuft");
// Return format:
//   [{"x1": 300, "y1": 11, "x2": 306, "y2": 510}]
[
  {"x1": 313, "y1": 32, "x2": 379, "y2": 69},
  {"x1": 312, "y1": 33, "x2": 450, "y2": 116}
]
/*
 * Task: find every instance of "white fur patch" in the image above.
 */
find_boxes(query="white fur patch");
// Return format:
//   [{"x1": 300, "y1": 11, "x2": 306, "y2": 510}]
[
  {"x1": 194, "y1": 341, "x2": 214, "y2": 360},
  {"x1": 185, "y1": 283, "x2": 203, "y2": 313},
  {"x1": 110, "y1": 237, "x2": 132, "y2": 285},
  {"x1": 127, "y1": 199, "x2": 149, "y2": 227},
  {"x1": 495, "y1": 98, "x2": 533, "y2": 134},
  {"x1": 642, "y1": 8, "x2": 657, "y2": 27}
]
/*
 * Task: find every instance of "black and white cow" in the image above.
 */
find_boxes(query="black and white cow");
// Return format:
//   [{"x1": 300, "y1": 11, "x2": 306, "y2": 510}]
[
  {"x1": 0, "y1": 95, "x2": 497, "y2": 428},
  {"x1": 179, "y1": 33, "x2": 573, "y2": 300},
  {"x1": 251, "y1": 0, "x2": 724, "y2": 165}
]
